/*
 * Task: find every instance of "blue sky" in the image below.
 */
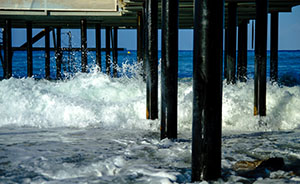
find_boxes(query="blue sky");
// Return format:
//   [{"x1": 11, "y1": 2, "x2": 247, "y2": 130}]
[{"x1": 11, "y1": 5, "x2": 300, "y2": 50}]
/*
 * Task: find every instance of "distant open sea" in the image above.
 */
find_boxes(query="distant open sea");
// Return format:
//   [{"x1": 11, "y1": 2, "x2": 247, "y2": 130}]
[
  {"x1": 1, "y1": 50, "x2": 300, "y2": 83},
  {"x1": 1, "y1": 50, "x2": 300, "y2": 183}
]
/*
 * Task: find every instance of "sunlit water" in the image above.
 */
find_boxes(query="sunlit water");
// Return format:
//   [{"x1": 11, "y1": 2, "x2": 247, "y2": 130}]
[{"x1": 1, "y1": 51, "x2": 300, "y2": 183}]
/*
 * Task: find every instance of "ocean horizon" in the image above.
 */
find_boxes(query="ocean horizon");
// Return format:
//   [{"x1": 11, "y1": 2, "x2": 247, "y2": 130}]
[{"x1": 1, "y1": 50, "x2": 300, "y2": 81}]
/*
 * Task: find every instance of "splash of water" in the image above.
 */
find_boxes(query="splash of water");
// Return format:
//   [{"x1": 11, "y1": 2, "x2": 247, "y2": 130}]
[{"x1": 0, "y1": 62, "x2": 300, "y2": 132}]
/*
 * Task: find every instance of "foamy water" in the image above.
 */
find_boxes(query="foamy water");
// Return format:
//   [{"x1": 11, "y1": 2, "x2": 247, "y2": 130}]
[
  {"x1": 1, "y1": 70, "x2": 300, "y2": 131},
  {"x1": 1, "y1": 64, "x2": 300, "y2": 183}
]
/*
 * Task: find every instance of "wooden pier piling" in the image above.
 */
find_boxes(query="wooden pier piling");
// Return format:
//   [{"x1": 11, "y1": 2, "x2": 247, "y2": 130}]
[
  {"x1": 145, "y1": 0, "x2": 158, "y2": 120},
  {"x1": 143, "y1": 2, "x2": 147, "y2": 75},
  {"x1": 192, "y1": 0, "x2": 223, "y2": 181},
  {"x1": 56, "y1": 28, "x2": 62, "y2": 79},
  {"x1": 224, "y1": 28, "x2": 228, "y2": 79},
  {"x1": 142, "y1": 3, "x2": 147, "y2": 76},
  {"x1": 227, "y1": 2, "x2": 237, "y2": 84},
  {"x1": 270, "y1": 12, "x2": 279, "y2": 83},
  {"x1": 45, "y1": 27, "x2": 50, "y2": 79},
  {"x1": 252, "y1": 20, "x2": 255, "y2": 49},
  {"x1": 160, "y1": 0, "x2": 178, "y2": 140},
  {"x1": 27, "y1": 22, "x2": 33, "y2": 77},
  {"x1": 81, "y1": 19, "x2": 87, "y2": 73},
  {"x1": 254, "y1": 0, "x2": 268, "y2": 116},
  {"x1": 137, "y1": 11, "x2": 144, "y2": 64},
  {"x1": 113, "y1": 27, "x2": 118, "y2": 78},
  {"x1": 106, "y1": 27, "x2": 111, "y2": 76},
  {"x1": 4, "y1": 19, "x2": 12, "y2": 79},
  {"x1": 237, "y1": 20, "x2": 248, "y2": 82},
  {"x1": 96, "y1": 24, "x2": 101, "y2": 71},
  {"x1": 0, "y1": 35, "x2": 4, "y2": 74}
]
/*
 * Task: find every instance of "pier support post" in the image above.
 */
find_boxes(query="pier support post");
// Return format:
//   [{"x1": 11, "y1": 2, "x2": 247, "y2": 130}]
[
  {"x1": 45, "y1": 27, "x2": 50, "y2": 79},
  {"x1": 270, "y1": 12, "x2": 278, "y2": 83},
  {"x1": 106, "y1": 27, "x2": 111, "y2": 76},
  {"x1": 237, "y1": 20, "x2": 248, "y2": 82},
  {"x1": 224, "y1": 28, "x2": 228, "y2": 79},
  {"x1": 192, "y1": 0, "x2": 223, "y2": 181},
  {"x1": 56, "y1": 28, "x2": 62, "y2": 79},
  {"x1": 81, "y1": 19, "x2": 87, "y2": 73},
  {"x1": 143, "y1": 3, "x2": 147, "y2": 76},
  {"x1": 252, "y1": 20, "x2": 255, "y2": 49},
  {"x1": 4, "y1": 19, "x2": 12, "y2": 79},
  {"x1": 145, "y1": 0, "x2": 158, "y2": 120},
  {"x1": 227, "y1": 2, "x2": 237, "y2": 84},
  {"x1": 113, "y1": 26, "x2": 118, "y2": 77},
  {"x1": 160, "y1": 0, "x2": 178, "y2": 139},
  {"x1": 137, "y1": 11, "x2": 144, "y2": 63},
  {"x1": 27, "y1": 22, "x2": 33, "y2": 77},
  {"x1": 254, "y1": 0, "x2": 268, "y2": 116},
  {"x1": 96, "y1": 24, "x2": 101, "y2": 71},
  {"x1": 0, "y1": 33, "x2": 4, "y2": 73}
]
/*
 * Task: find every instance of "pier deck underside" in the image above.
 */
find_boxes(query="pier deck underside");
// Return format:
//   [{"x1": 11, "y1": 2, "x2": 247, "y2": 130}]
[{"x1": 0, "y1": 0, "x2": 299, "y2": 28}]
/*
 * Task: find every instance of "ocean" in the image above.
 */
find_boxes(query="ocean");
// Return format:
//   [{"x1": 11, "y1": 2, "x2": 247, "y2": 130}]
[{"x1": 0, "y1": 50, "x2": 300, "y2": 183}]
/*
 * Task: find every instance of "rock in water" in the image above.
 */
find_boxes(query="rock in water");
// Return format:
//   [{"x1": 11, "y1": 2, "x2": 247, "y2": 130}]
[
  {"x1": 233, "y1": 160, "x2": 263, "y2": 171},
  {"x1": 233, "y1": 157, "x2": 285, "y2": 178}
]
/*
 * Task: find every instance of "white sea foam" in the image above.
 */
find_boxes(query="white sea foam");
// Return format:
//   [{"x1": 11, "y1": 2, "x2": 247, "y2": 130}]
[{"x1": 1, "y1": 66, "x2": 300, "y2": 132}]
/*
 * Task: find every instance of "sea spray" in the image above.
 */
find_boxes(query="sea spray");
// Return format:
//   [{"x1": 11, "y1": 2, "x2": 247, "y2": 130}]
[
  {"x1": 1, "y1": 62, "x2": 300, "y2": 132},
  {"x1": 222, "y1": 80, "x2": 300, "y2": 131}
]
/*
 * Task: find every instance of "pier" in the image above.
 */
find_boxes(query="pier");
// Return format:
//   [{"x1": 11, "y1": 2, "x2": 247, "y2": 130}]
[{"x1": 1, "y1": 0, "x2": 300, "y2": 182}]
